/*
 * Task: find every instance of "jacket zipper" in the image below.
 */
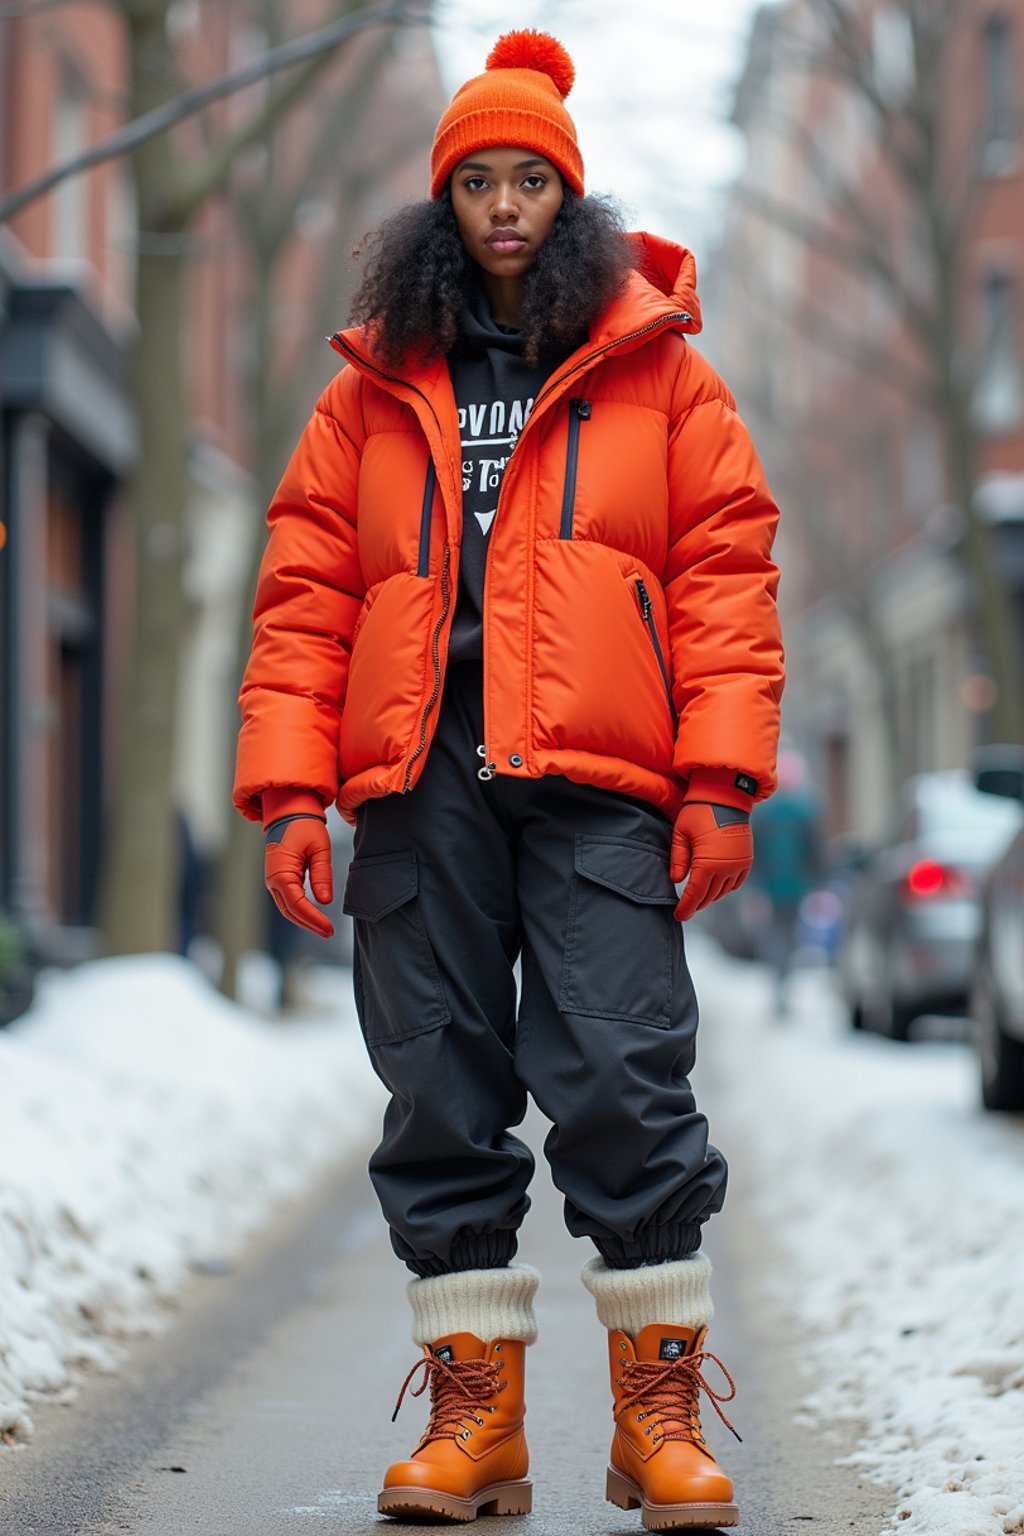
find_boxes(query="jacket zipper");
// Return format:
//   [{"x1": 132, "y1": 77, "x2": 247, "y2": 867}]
[
  {"x1": 559, "y1": 398, "x2": 591, "y2": 539},
  {"x1": 335, "y1": 313, "x2": 689, "y2": 778},
  {"x1": 417, "y1": 460, "x2": 436, "y2": 578},
  {"x1": 331, "y1": 333, "x2": 452, "y2": 789},
  {"x1": 530, "y1": 311, "x2": 693, "y2": 418},
  {"x1": 403, "y1": 542, "x2": 452, "y2": 792},
  {"x1": 635, "y1": 578, "x2": 676, "y2": 724}
]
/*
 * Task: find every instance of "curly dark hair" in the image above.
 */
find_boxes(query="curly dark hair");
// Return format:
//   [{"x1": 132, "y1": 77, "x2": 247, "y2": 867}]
[{"x1": 349, "y1": 188, "x2": 633, "y2": 369}]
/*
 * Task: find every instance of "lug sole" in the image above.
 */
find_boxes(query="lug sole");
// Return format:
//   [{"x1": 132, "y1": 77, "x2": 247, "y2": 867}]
[
  {"x1": 606, "y1": 1465, "x2": 739, "y2": 1530},
  {"x1": 378, "y1": 1478, "x2": 533, "y2": 1522}
]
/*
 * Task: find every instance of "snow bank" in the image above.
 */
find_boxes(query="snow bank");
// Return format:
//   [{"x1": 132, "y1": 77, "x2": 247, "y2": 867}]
[
  {"x1": 0, "y1": 954, "x2": 382, "y2": 1444},
  {"x1": 693, "y1": 938, "x2": 1024, "y2": 1536}
]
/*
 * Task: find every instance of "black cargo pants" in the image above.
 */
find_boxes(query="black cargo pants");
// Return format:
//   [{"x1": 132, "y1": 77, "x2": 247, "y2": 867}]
[{"x1": 342, "y1": 660, "x2": 727, "y2": 1278}]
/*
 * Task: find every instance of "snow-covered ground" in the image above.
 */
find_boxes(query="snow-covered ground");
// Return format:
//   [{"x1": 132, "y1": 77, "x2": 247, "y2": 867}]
[
  {"x1": 693, "y1": 936, "x2": 1024, "y2": 1536},
  {"x1": 0, "y1": 954, "x2": 383, "y2": 1445},
  {"x1": 3, "y1": 940, "x2": 1022, "y2": 1536}
]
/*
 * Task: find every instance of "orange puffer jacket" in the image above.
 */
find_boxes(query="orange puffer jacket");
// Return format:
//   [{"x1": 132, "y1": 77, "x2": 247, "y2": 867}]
[{"x1": 234, "y1": 232, "x2": 784, "y2": 828}]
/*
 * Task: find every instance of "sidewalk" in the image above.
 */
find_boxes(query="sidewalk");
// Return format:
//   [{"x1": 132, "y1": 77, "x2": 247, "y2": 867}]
[{"x1": 0, "y1": 1044, "x2": 889, "y2": 1535}]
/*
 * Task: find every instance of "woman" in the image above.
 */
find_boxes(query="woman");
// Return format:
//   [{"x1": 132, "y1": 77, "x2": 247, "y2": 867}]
[{"x1": 234, "y1": 29, "x2": 784, "y2": 1531}]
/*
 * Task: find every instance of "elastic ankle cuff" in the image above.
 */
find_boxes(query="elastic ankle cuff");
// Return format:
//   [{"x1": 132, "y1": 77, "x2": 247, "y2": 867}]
[
  {"x1": 405, "y1": 1229, "x2": 518, "y2": 1278},
  {"x1": 581, "y1": 1253, "x2": 714, "y2": 1333},
  {"x1": 408, "y1": 1263, "x2": 541, "y2": 1346},
  {"x1": 594, "y1": 1222, "x2": 703, "y2": 1269}
]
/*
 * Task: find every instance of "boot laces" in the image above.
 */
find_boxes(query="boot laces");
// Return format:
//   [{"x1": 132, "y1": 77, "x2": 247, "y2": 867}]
[
  {"x1": 391, "y1": 1353, "x2": 505, "y2": 1446},
  {"x1": 617, "y1": 1350, "x2": 742, "y2": 1445}
]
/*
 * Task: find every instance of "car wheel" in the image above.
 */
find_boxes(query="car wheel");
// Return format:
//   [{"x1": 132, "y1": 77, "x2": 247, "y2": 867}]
[
  {"x1": 867, "y1": 955, "x2": 914, "y2": 1041},
  {"x1": 877, "y1": 995, "x2": 914, "y2": 1042},
  {"x1": 888, "y1": 1001, "x2": 915, "y2": 1042},
  {"x1": 973, "y1": 952, "x2": 1024, "y2": 1112}
]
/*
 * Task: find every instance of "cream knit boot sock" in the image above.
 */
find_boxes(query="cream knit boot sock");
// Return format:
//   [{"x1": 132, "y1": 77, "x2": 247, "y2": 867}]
[
  {"x1": 408, "y1": 1263, "x2": 541, "y2": 1346},
  {"x1": 580, "y1": 1253, "x2": 714, "y2": 1335}
]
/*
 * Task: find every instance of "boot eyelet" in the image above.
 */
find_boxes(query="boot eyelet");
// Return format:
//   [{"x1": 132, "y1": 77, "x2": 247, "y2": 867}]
[
  {"x1": 494, "y1": 1344, "x2": 503, "y2": 1352},
  {"x1": 475, "y1": 1417, "x2": 485, "y2": 1425},
  {"x1": 644, "y1": 1427, "x2": 652, "y2": 1436},
  {"x1": 461, "y1": 1430, "x2": 472, "y2": 1440},
  {"x1": 619, "y1": 1341, "x2": 627, "y2": 1351},
  {"x1": 636, "y1": 1413, "x2": 645, "y2": 1421}
]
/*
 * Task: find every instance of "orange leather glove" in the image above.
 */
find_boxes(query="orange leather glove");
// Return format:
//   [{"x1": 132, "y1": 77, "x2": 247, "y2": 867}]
[
  {"x1": 263, "y1": 789, "x2": 334, "y2": 939},
  {"x1": 671, "y1": 768, "x2": 756, "y2": 923}
]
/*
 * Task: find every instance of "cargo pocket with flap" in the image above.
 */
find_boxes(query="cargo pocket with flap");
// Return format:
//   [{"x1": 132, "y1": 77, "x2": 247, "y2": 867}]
[
  {"x1": 342, "y1": 849, "x2": 451, "y2": 1046},
  {"x1": 559, "y1": 834, "x2": 678, "y2": 1027}
]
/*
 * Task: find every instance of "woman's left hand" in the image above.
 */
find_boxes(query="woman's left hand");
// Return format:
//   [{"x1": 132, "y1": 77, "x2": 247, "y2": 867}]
[{"x1": 670, "y1": 803, "x2": 753, "y2": 922}]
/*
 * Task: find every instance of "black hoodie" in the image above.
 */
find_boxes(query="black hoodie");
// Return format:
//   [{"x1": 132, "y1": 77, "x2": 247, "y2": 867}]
[{"x1": 446, "y1": 280, "x2": 571, "y2": 667}]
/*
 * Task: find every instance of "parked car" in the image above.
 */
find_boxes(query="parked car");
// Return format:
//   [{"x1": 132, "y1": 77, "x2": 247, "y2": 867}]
[
  {"x1": 838, "y1": 771, "x2": 1023, "y2": 1039},
  {"x1": 971, "y1": 748, "x2": 1024, "y2": 1111}
]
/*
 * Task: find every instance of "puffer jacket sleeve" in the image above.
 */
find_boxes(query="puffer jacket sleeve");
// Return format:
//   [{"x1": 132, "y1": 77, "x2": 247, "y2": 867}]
[
  {"x1": 663, "y1": 354, "x2": 785, "y2": 802},
  {"x1": 233, "y1": 371, "x2": 366, "y2": 823}
]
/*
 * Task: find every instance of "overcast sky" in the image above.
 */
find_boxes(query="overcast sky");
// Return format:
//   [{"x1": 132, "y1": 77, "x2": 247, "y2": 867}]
[{"x1": 430, "y1": 0, "x2": 770, "y2": 268}]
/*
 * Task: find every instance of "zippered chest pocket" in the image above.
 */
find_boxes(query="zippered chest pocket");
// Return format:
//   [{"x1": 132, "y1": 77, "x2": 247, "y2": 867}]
[
  {"x1": 559, "y1": 398, "x2": 591, "y2": 539},
  {"x1": 632, "y1": 577, "x2": 677, "y2": 725}
]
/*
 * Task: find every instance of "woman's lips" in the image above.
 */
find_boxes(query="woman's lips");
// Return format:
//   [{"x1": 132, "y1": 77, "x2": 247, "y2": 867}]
[{"x1": 485, "y1": 233, "x2": 527, "y2": 252}]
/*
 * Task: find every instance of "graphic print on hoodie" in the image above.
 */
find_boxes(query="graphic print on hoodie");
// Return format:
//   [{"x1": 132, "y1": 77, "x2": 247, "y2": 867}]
[{"x1": 446, "y1": 280, "x2": 569, "y2": 666}]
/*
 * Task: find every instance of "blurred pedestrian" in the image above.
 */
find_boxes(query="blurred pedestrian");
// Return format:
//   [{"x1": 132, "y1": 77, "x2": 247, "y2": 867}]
[
  {"x1": 750, "y1": 750, "x2": 822, "y2": 1012},
  {"x1": 233, "y1": 29, "x2": 784, "y2": 1530}
]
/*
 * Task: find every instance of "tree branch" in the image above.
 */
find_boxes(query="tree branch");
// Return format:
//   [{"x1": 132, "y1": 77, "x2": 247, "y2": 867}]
[
  {"x1": 736, "y1": 183, "x2": 939, "y2": 357},
  {"x1": 233, "y1": 18, "x2": 394, "y2": 258},
  {"x1": 791, "y1": 298, "x2": 937, "y2": 405},
  {"x1": 0, "y1": 0, "x2": 429, "y2": 225},
  {"x1": 0, "y1": 0, "x2": 109, "y2": 14}
]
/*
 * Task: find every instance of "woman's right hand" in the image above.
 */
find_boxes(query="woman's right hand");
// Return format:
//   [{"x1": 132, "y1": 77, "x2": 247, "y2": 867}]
[{"x1": 265, "y1": 815, "x2": 335, "y2": 938}]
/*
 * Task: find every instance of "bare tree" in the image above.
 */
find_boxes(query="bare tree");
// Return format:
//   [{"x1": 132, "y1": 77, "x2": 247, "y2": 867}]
[
  {"x1": 213, "y1": 13, "x2": 420, "y2": 999},
  {"x1": 85, "y1": 0, "x2": 427, "y2": 955},
  {"x1": 731, "y1": 0, "x2": 1024, "y2": 744}
]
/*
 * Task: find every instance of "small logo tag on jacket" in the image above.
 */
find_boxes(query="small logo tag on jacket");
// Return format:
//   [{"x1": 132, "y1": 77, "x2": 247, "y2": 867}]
[
  {"x1": 659, "y1": 1337, "x2": 687, "y2": 1361},
  {"x1": 734, "y1": 772, "x2": 757, "y2": 796},
  {"x1": 433, "y1": 1344, "x2": 455, "y2": 1362}
]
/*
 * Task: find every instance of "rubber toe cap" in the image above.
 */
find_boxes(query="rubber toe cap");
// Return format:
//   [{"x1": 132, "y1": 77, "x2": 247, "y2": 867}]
[{"x1": 382, "y1": 1459, "x2": 463, "y2": 1496}]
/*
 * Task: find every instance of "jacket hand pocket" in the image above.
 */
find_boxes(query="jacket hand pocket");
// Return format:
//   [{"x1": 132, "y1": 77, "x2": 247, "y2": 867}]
[
  {"x1": 559, "y1": 834, "x2": 680, "y2": 1028},
  {"x1": 342, "y1": 849, "x2": 451, "y2": 1046}
]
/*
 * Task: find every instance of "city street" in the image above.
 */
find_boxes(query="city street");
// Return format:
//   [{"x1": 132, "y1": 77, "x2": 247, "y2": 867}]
[
  {"x1": 0, "y1": 951, "x2": 892, "y2": 1536},
  {"x1": 4, "y1": 2, "x2": 1024, "y2": 1533}
]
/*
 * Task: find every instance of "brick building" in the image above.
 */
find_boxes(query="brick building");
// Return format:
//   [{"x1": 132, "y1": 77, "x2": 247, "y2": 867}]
[
  {"x1": 709, "y1": 0, "x2": 1024, "y2": 843},
  {"x1": 0, "y1": 4, "x2": 444, "y2": 962}
]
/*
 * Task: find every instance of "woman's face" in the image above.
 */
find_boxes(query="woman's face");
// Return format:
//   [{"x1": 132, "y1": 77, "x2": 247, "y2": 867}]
[{"x1": 450, "y1": 146, "x2": 564, "y2": 280}]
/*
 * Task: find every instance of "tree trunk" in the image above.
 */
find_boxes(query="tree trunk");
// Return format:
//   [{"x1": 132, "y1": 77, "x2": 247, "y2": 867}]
[
  {"x1": 215, "y1": 236, "x2": 277, "y2": 999},
  {"x1": 98, "y1": 0, "x2": 189, "y2": 953},
  {"x1": 939, "y1": 374, "x2": 1024, "y2": 743}
]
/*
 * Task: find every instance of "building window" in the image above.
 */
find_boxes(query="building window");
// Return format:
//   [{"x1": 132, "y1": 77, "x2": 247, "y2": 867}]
[
  {"x1": 904, "y1": 654, "x2": 937, "y2": 775},
  {"x1": 905, "y1": 410, "x2": 943, "y2": 521},
  {"x1": 53, "y1": 64, "x2": 87, "y2": 260},
  {"x1": 973, "y1": 267, "x2": 1024, "y2": 436},
  {"x1": 872, "y1": 6, "x2": 914, "y2": 105},
  {"x1": 982, "y1": 12, "x2": 1016, "y2": 172}
]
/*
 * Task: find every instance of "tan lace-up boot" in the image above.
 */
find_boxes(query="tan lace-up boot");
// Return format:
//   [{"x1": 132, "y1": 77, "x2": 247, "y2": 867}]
[
  {"x1": 606, "y1": 1323, "x2": 740, "y2": 1530},
  {"x1": 378, "y1": 1332, "x2": 531, "y2": 1521}
]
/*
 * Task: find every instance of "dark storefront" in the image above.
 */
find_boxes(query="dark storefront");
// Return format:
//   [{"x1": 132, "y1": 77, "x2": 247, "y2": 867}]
[{"x1": 0, "y1": 261, "x2": 135, "y2": 970}]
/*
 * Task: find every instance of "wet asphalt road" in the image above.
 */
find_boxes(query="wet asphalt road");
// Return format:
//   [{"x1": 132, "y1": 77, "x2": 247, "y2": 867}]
[{"x1": 0, "y1": 991, "x2": 893, "y2": 1536}]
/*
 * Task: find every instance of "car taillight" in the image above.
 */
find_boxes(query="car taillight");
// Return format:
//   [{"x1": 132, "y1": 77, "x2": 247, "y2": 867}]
[{"x1": 902, "y1": 859, "x2": 972, "y2": 901}]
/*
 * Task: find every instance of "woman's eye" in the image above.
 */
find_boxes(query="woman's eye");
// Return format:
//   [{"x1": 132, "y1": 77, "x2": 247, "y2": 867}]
[
  {"x1": 523, "y1": 175, "x2": 546, "y2": 189},
  {"x1": 464, "y1": 177, "x2": 487, "y2": 191}
]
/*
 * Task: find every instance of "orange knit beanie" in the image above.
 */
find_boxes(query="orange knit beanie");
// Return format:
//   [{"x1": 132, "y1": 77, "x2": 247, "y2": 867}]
[{"x1": 431, "y1": 29, "x2": 584, "y2": 199}]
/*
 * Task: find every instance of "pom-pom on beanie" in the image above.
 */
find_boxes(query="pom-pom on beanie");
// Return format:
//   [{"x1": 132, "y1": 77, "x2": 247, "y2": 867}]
[{"x1": 431, "y1": 29, "x2": 584, "y2": 199}]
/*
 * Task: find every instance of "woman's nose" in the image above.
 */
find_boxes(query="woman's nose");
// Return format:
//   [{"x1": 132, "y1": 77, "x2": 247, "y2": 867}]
[{"x1": 491, "y1": 184, "x2": 518, "y2": 219}]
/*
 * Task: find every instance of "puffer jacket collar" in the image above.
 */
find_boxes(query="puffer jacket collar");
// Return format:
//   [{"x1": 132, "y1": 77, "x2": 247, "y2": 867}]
[
  {"x1": 327, "y1": 232, "x2": 702, "y2": 536},
  {"x1": 329, "y1": 230, "x2": 701, "y2": 392}
]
